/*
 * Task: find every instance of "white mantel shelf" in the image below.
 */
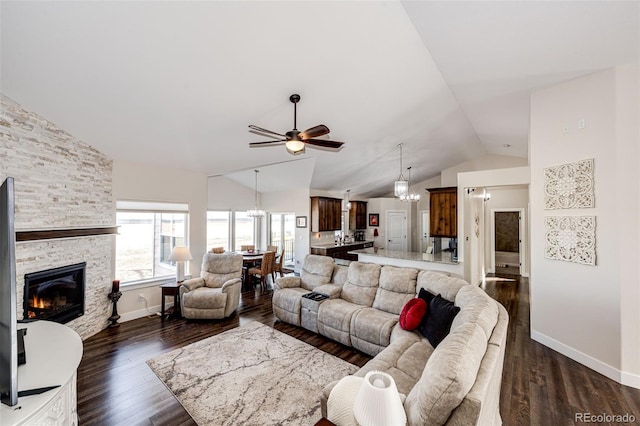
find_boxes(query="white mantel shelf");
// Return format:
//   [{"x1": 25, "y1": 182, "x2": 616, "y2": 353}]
[
  {"x1": 349, "y1": 248, "x2": 464, "y2": 278},
  {"x1": 0, "y1": 321, "x2": 83, "y2": 426}
]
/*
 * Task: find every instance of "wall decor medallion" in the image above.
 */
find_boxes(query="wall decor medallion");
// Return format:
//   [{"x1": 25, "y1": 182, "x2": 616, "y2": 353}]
[
  {"x1": 544, "y1": 216, "x2": 596, "y2": 265},
  {"x1": 544, "y1": 158, "x2": 594, "y2": 209}
]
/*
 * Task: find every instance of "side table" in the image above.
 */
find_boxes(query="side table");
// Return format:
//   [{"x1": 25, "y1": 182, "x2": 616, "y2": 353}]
[{"x1": 160, "y1": 282, "x2": 182, "y2": 319}]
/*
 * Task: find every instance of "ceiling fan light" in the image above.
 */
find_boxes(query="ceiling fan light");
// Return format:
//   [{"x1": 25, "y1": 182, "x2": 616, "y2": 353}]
[{"x1": 286, "y1": 140, "x2": 305, "y2": 155}]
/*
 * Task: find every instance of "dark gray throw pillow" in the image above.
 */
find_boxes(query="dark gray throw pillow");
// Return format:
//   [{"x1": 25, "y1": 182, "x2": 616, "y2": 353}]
[
  {"x1": 418, "y1": 287, "x2": 436, "y2": 304},
  {"x1": 420, "y1": 294, "x2": 460, "y2": 348}
]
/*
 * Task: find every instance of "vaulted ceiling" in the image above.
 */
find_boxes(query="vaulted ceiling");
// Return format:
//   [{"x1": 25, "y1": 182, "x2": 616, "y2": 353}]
[{"x1": 1, "y1": 1, "x2": 637, "y2": 197}]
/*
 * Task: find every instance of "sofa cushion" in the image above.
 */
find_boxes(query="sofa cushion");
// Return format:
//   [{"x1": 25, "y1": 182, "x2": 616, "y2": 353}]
[
  {"x1": 341, "y1": 262, "x2": 381, "y2": 307},
  {"x1": 452, "y1": 285, "x2": 499, "y2": 341},
  {"x1": 331, "y1": 264, "x2": 349, "y2": 286},
  {"x1": 355, "y1": 336, "x2": 434, "y2": 397},
  {"x1": 416, "y1": 270, "x2": 466, "y2": 301},
  {"x1": 350, "y1": 307, "x2": 399, "y2": 355},
  {"x1": 201, "y1": 253, "x2": 243, "y2": 288},
  {"x1": 420, "y1": 294, "x2": 460, "y2": 348},
  {"x1": 372, "y1": 266, "x2": 418, "y2": 314},
  {"x1": 317, "y1": 299, "x2": 365, "y2": 346},
  {"x1": 399, "y1": 298, "x2": 427, "y2": 331},
  {"x1": 404, "y1": 322, "x2": 488, "y2": 425},
  {"x1": 299, "y1": 254, "x2": 335, "y2": 291}
]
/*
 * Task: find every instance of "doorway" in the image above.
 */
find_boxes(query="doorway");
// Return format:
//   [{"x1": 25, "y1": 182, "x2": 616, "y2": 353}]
[
  {"x1": 490, "y1": 208, "x2": 525, "y2": 275},
  {"x1": 386, "y1": 211, "x2": 407, "y2": 251},
  {"x1": 269, "y1": 212, "x2": 295, "y2": 267},
  {"x1": 419, "y1": 210, "x2": 430, "y2": 253}
]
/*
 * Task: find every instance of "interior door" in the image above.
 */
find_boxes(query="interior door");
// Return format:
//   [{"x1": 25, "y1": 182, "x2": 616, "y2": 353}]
[
  {"x1": 386, "y1": 211, "x2": 407, "y2": 251},
  {"x1": 419, "y1": 210, "x2": 430, "y2": 253}
]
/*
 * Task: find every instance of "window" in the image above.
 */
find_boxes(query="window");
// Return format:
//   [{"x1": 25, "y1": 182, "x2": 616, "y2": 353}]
[
  {"x1": 116, "y1": 201, "x2": 189, "y2": 284},
  {"x1": 207, "y1": 211, "x2": 231, "y2": 251},
  {"x1": 234, "y1": 211, "x2": 254, "y2": 250}
]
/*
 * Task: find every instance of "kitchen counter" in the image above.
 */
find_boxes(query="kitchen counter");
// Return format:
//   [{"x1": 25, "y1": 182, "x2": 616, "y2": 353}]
[
  {"x1": 310, "y1": 240, "x2": 374, "y2": 249},
  {"x1": 310, "y1": 241, "x2": 374, "y2": 261},
  {"x1": 348, "y1": 247, "x2": 463, "y2": 277}
]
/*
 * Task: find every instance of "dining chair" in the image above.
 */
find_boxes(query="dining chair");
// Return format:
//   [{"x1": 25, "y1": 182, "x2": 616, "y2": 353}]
[
  {"x1": 241, "y1": 245, "x2": 255, "y2": 251},
  {"x1": 267, "y1": 245, "x2": 278, "y2": 253},
  {"x1": 272, "y1": 248, "x2": 285, "y2": 281},
  {"x1": 248, "y1": 251, "x2": 275, "y2": 290},
  {"x1": 210, "y1": 247, "x2": 225, "y2": 254}
]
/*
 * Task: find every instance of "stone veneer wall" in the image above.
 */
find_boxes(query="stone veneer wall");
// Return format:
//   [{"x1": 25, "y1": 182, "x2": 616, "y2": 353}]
[{"x1": 0, "y1": 94, "x2": 114, "y2": 339}]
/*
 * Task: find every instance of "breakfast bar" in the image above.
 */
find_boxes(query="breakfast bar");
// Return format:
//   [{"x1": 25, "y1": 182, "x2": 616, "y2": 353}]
[{"x1": 348, "y1": 247, "x2": 463, "y2": 277}]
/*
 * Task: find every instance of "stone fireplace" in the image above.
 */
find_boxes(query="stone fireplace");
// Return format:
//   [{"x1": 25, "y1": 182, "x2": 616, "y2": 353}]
[{"x1": 24, "y1": 262, "x2": 86, "y2": 323}]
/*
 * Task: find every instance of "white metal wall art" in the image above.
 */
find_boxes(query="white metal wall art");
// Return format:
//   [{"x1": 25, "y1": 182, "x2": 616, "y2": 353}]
[
  {"x1": 544, "y1": 158, "x2": 594, "y2": 209},
  {"x1": 544, "y1": 216, "x2": 596, "y2": 265}
]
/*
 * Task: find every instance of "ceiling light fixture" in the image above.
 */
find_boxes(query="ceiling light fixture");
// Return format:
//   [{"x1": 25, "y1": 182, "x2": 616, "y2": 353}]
[
  {"x1": 394, "y1": 143, "x2": 408, "y2": 198},
  {"x1": 246, "y1": 169, "x2": 265, "y2": 217},
  {"x1": 343, "y1": 189, "x2": 352, "y2": 212},
  {"x1": 401, "y1": 166, "x2": 420, "y2": 202}
]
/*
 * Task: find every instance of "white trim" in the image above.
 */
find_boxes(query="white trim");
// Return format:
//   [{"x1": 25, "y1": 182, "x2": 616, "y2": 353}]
[
  {"x1": 489, "y1": 208, "x2": 526, "y2": 275},
  {"x1": 531, "y1": 330, "x2": 640, "y2": 390},
  {"x1": 118, "y1": 303, "x2": 163, "y2": 323},
  {"x1": 116, "y1": 200, "x2": 189, "y2": 212}
]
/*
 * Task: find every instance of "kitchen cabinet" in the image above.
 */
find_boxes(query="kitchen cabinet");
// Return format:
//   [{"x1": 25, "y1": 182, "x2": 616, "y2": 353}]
[
  {"x1": 349, "y1": 201, "x2": 368, "y2": 230},
  {"x1": 428, "y1": 187, "x2": 457, "y2": 238},
  {"x1": 310, "y1": 196, "x2": 342, "y2": 232}
]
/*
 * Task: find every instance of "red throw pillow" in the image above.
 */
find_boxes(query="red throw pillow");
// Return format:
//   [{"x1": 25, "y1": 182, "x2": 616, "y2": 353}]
[{"x1": 399, "y1": 298, "x2": 428, "y2": 331}]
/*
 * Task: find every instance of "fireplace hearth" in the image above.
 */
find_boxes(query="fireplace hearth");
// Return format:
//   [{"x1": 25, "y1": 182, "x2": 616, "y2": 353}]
[{"x1": 24, "y1": 262, "x2": 86, "y2": 324}]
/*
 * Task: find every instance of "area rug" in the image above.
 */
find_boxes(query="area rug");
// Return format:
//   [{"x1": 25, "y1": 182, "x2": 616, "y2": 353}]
[{"x1": 146, "y1": 321, "x2": 358, "y2": 425}]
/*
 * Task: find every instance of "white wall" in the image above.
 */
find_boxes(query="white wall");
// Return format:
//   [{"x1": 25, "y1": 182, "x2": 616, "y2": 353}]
[
  {"x1": 367, "y1": 198, "x2": 413, "y2": 251},
  {"x1": 441, "y1": 155, "x2": 528, "y2": 187},
  {"x1": 112, "y1": 160, "x2": 208, "y2": 319},
  {"x1": 530, "y1": 66, "x2": 640, "y2": 388}
]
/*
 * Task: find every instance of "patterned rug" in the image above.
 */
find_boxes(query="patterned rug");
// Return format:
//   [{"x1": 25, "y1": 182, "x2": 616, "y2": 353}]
[{"x1": 147, "y1": 321, "x2": 358, "y2": 425}]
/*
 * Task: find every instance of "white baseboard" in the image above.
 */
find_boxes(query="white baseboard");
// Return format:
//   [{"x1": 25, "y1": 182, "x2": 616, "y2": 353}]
[
  {"x1": 531, "y1": 330, "x2": 640, "y2": 390},
  {"x1": 118, "y1": 303, "x2": 165, "y2": 323}
]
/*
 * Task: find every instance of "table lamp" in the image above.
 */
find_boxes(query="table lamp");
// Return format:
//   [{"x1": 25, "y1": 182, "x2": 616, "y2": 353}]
[
  {"x1": 353, "y1": 370, "x2": 406, "y2": 426},
  {"x1": 168, "y1": 246, "x2": 192, "y2": 283}
]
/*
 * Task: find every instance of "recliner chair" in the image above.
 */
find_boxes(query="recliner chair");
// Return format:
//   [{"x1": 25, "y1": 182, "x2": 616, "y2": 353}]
[{"x1": 180, "y1": 252, "x2": 243, "y2": 319}]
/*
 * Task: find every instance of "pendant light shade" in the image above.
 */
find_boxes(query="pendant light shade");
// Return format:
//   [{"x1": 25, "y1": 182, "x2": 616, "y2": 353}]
[
  {"x1": 247, "y1": 169, "x2": 265, "y2": 217},
  {"x1": 343, "y1": 189, "x2": 352, "y2": 212},
  {"x1": 401, "y1": 166, "x2": 421, "y2": 203},
  {"x1": 394, "y1": 143, "x2": 408, "y2": 198}
]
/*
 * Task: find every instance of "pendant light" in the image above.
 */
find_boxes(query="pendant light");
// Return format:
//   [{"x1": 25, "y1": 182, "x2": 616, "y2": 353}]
[
  {"x1": 247, "y1": 169, "x2": 265, "y2": 217},
  {"x1": 402, "y1": 166, "x2": 421, "y2": 202},
  {"x1": 343, "y1": 189, "x2": 352, "y2": 212},
  {"x1": 394, "y1": 143, "x2": 408, "y2": 198}
]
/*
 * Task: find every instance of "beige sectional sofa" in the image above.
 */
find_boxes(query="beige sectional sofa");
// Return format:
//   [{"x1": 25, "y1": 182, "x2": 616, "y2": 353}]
[{"x1": 272, "y1": 254, "x2": 508, "y2": 425}]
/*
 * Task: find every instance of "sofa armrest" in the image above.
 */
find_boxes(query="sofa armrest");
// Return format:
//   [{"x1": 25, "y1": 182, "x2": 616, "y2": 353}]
[
  {"x1": 314, "y1": 284, "x2": 342, "y2": 299},
  {"x1": 221, "y1": 278, "x2": 242, "y2": 292},
  {"x1": 181, "y1": 277, "x2": 205, "y2": 292},
  {"x1": 275, "y1": 276, "x2": 301, "y2": 290}
]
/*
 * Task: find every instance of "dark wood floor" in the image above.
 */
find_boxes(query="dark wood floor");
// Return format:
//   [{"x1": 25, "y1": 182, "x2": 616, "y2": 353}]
[{"x1": 77, "y1": 275, "x2": 640, "y2": 425}]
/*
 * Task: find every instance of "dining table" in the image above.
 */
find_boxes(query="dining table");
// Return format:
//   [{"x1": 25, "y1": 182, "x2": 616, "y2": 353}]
[
  {"x1": 237, "y1": 250, "x2": 279, "y2": 290},
  {"x1": 238, "y1": 250, "x2": 265, "y2": 290}
]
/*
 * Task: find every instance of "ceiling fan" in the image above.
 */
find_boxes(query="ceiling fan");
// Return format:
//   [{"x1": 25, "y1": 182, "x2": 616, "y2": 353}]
[{"x1": 248, "y1": 94, "x2": 345, "y2": 155}]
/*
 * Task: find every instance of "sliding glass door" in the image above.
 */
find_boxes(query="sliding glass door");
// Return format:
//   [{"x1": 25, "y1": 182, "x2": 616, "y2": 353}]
[{"x1": 270, "y1": 212, "x2": 295, "y2": 267}]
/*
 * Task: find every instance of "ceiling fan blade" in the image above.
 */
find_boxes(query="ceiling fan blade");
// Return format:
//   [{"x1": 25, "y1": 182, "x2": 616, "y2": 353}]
[
  {"x1": 249, "y1": 129, "x2": 285, "y2": 139},
  {"x1": 299, "y1": 124, "x2": 330, "y2": 139},
  {"x1": 304, "y1": 139, "x2": 344, "y2": 149},
  {"x1": 248, "y1": 125, "x2": 286, "y2": 137},
  {"x1": 249, "y1": 139, "x2": 287, "y2": 146}
]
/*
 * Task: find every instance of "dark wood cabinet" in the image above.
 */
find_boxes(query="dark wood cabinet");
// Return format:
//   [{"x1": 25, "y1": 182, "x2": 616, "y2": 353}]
[
  {"x1": 311, "y1": 196, "x2": 342, "y2": 232},
  {"x1": 348, "y1": 201, "x2": 367, "y2": 230},
  {"x1": 428, "y1": 187, "x2": 457, "y2": 238}
]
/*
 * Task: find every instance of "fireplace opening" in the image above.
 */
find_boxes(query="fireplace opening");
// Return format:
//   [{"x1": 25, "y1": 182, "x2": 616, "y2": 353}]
[{"x1": 24, "y1": 262, "x2": 86, "y2": 324}]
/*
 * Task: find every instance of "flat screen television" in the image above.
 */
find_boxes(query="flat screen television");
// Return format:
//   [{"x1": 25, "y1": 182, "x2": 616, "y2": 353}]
[{"x1": 0, "y1": 176, "x2": 18, "y2": 406}]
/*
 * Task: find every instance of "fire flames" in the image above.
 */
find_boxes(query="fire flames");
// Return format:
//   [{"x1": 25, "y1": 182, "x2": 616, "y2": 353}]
[{"x1": 32, "y1": 295, "x2": 46, "y2": 309}]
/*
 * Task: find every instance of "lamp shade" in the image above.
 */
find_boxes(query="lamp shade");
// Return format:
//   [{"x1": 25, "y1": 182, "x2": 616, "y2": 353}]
[
  {"x1": 353, "y1": 371, "x2": 406, "y2": 426},
  {"x1": 168, "y1": 246, "x2": 192, "y2": 262}
]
